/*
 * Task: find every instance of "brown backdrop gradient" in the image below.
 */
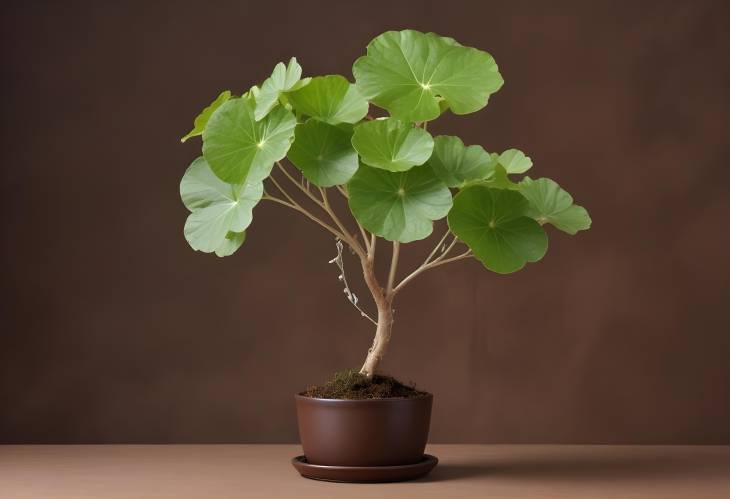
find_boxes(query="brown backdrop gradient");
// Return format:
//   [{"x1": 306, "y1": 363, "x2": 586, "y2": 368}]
[{"x1": 1, "y1": 1, "x2": 729, "y2": 444}]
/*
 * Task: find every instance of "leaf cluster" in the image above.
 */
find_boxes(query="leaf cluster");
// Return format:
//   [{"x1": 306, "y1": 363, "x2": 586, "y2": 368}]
[{"x1": 179, "y1": 30, "x2": 591, "y2": 273}]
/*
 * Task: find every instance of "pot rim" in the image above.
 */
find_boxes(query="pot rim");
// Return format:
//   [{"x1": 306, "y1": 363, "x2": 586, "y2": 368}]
[{"x1": 295, "y1": 392, "x2": 432, "y2": 403}]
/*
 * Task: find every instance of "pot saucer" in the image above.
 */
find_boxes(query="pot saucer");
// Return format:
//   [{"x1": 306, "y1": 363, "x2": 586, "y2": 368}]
[{"x1": 291, "y1": 454, "x2": 438, "y2": 483}]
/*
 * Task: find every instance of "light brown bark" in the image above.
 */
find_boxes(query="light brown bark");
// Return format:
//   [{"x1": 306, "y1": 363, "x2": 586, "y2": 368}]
[
  {"x1": 357, "y1": 256, "x2": 393, "y2": 377},
  {"x1": 359, "y1": 299, "x2": 393, "y2": 377}
]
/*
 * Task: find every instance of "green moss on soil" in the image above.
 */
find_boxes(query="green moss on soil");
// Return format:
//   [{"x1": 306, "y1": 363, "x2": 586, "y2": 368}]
[{"x1": 302, "y1": 369, "x2": 428, "y2": 400}]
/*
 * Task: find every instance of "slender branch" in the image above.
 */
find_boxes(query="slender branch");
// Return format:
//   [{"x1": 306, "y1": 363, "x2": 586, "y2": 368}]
[
  {"x1": 275, "y1": 161, "x2": 366, "y2": 259},
  {"x1": 299, "y1": 172, "x2": 310, "y2": 191},
  {"x1": 386, "y1": 241, "x2": 400, "y2": 296},
  {"x1": 433, "y1": 236, "x2": 459, "y2": 263},
  {"x1": 423, "y1": 120, "x2": 429, "y2": 132},
  {"x1": 336, "y1": 185, "x2": 369, "y2": 254},
  {"x1": 262, "y1": 194, "x2": 345, "y2": 240},
  {"x1": 268, "y1": 173, "x2": 299, "y2": 207},
  {"x1": 335, "y1": 183, "x2": 370, "y2": 254},
  {"x1": 426, "y1": 249, "x2": 472, "y2": 269},
  {"x1": 424, "y1": 228, "x2": 451, "y2": 265},
  {"x1": 359, "y1": 223, "x2": 371, "y2": 254},
  {"x1": 392, "y1": 250, "x2": 473, "y2": 296},
  {"x1": 276, "y1": 161, "x2": 326, "y2": 209},
  {"x1": 319, "y1": 187, "x2": 366, "y2": 259},
  {"x1": 319, "y1": 187, "x2": 349, "y2": 238},
  {"x1": 265, "y1": 175, "x2": 386, "y2": 335}
]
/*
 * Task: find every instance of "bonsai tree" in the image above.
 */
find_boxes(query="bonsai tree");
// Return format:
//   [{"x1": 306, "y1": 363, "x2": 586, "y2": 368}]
[{"x1": 179, "y1": 30, "x2": 591, "y2": 378}]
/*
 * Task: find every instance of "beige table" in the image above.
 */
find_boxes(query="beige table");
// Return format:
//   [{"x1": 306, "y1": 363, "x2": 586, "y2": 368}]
[{"x1": 2, "y1": 444, "x2": 729, "y2": 498}]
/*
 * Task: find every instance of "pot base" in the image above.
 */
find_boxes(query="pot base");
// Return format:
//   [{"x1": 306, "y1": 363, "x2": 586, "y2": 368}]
[{"x1": 291, "y1": 454, "x2": 438, "y2": 483}]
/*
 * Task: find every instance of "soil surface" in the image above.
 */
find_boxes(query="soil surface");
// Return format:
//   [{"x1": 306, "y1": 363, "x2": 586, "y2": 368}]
[{"x1": 302, "y1": 369, "x2": 428, "y2": 400}]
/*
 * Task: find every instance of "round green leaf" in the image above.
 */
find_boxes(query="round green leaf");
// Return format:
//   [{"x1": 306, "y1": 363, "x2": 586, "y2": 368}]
[
  {"x1": 287, "y1": 119, "x2": 358, "y2": 187},
  {"x1": 353, "y1": 30, "x2": 504, "y2": 122},
  {"x1": 499, "y1": 149, "x2": 533, "y2": 174},
  {"x1": 519, "y1": 177, "x2": 591, "y2": 235},
  {"x1": 202, "y1": 96, "x2": 296, "y2": 184},
  {"x1": 448, "y1": 186, "x2": 547, "y2": 273},
  {"x1": 180, "y1": 157, "x2": 263, "y2": 253},
  {"x1": 478, "y1": 163, "x2": 520, "y2": 190},
  {"x1": 214, "y1": 231, "x2": 246, "y2": 257},
  {"x1": 180, "y1": 90, "x2": 231, "y2": 143},
  {"x1": 286, "y1": 75, "x2": 368, "y2": 125},
  {"x1": 351, "y1": 118, "x2": 434, "y2": 172},
  {"x1": 254, "y1": 57, "x2": 310, "y2": 121},
  {"x1": 427, "y1": 135, "x2": 495, "y2": 187},
  {"x1": 347, "y1": 163, "x2": 452, "y2": 242}
]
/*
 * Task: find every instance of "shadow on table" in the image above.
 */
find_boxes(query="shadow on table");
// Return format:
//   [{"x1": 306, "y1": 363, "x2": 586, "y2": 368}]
[{"x1": 421, "y1": 450, "x2": 730, "y2": 483}]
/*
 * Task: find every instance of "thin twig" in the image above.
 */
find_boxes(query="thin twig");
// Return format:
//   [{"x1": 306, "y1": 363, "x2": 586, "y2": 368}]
[
  {"x1": 386, "y1": 241, "x2": 400, "y2": 296},
  {"x1": 275, "y1": 161, "x2": 366, "y2": 259},
  {"x1": 359, "y1": 223, "x2": 371, "y2": 254},
  {"x1": 426, "y1": 249, "x2": 472, "y2": 269},
  {"x1": 350, "y1": 206, "x2": 370, "y2": 255},
  {"x1": 432, "y1": 236, "x2": 459, "y2": 264},
  {"x1": 300, "y1": 172, "x2": 309, "y2": 191},
  {"x1": 392, "y1": 250, "x2": 473, "y2": 296},
  {"x1": 319, "y1": 187, "x2": 366, "y2": 259},
  {"x1": 331, "y1": 184, "x2": 371, "y2": 255},
  {"x1": 424, "y1": 228, "x2": 451, "y2": 265},
  {"x1": 319, "y1": 188, "x2": 348, "y2": 236},
  {"x1": 262, "y1": 195, "x2": 345, "y2": 240},
  {"x1": 276, "y1": 162, "x2": 326, "y2": 208},
  {"x1": 268, "y1": 173, "x2": 299, "y2": 207}
]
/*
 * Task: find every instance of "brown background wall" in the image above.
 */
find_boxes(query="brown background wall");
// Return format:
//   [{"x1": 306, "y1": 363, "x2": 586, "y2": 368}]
[{"x1": 1, "y1": 0, "x2": 729, "y2": 444}]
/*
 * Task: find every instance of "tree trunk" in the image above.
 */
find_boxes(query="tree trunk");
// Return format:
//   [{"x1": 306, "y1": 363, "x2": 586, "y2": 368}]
[{"x1": 359, "y1": 299, "x2": 393, "y2": 377}]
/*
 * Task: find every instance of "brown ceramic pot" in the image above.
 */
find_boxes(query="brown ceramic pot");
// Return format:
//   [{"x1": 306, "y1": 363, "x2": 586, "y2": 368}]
[{"x1": 295, "y1": 393, "x2": 433, "y2": 467}]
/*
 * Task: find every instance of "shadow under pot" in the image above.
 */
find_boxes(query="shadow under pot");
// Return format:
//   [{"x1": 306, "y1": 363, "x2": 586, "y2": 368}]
[{"x1": 294, "y1": 393, "x2": 433, "y2": 467}]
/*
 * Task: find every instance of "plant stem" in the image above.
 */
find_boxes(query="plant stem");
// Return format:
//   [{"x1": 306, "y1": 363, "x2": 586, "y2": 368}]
[
  {"x1": 276, "y1": 162, "x2": 326, "y2": 209},
  {"x1": 268, "y1": 164, "x2": 471, "y2": 376},
  {"x1": 261, "y1": 194, "x2": 345, "y2": 240},
  {"x1": 423, "y1": 228, "x2": 451, "y2": 265},
  {"x1": 386, "y1": 241, "x2": 400, "y2": 296},
  {"x1": 357, "y1": 250, "x2": 393, "y2": 376},
  {"x1": 334, "y1": 182, "x2": 368, "y2": 255},
  {"x1": 265, "y1": 172, "x2": 393, "y2": 376},
  {"x1": 392, "y1": 250, "x2": 473, "y2": 296},
  {"x1": 276, "y1": 161, "x2": 366, "y2": 260},
  {"x1": 359, "y1": 298, "x2": 394, "y2": 377},
  {"x1": 434, "y1": 236, "x2": 459, "y2": 263},
  {"x1": 319, "y1": 187, "x2": 354, "y2": 247},
  {"x1": 360, "y1": 223, "x2": 371, "y2": 254},
  {"x1": 268, "y1": 173, "x2": 299, "y2": 207}
]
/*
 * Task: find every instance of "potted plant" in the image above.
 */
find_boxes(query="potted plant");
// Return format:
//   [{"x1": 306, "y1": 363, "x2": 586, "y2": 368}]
[{"x1": 179, "y1": 29, "x2": 591, "y2": 482}]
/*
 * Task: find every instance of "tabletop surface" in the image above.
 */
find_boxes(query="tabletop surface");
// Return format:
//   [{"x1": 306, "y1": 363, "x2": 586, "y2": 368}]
[{"x1": 2, "y1": 444, "x2": 729, "y2": 499}]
